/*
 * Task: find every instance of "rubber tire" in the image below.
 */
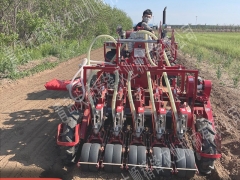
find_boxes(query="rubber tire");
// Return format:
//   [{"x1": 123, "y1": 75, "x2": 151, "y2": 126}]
[
  {"x1": 196, "y1": 118, "x2": 217, "y2": 175},
  {"x1": 90, "y1": 75, "x2": 97, "y2": 87},
  {"x1": 161, "y1": 147, "x2": 172, "y2": 177},
  {"x1": 60, "y1": 146, "x2": 75, "y2": 166},
  {"x1": 102, "y1": 72, "x2": 115, "y2": 89},
  {"x1": 175, "y1": 148, "x2": 186, "y2": 178},
  {"x1": 112, "y1": 144, "x2": 122, "y2": 173},
  {"x1": 152, "y1": 147, "x2": 162, "y2": 176},
  {"x1": 199, "y1": 140, "x2": 216, "y2": 174},
  {"x1": 128, "y1": 145, "x2": 137, "y2": 170},
  {"x1": 137, "y1": 146, "x2": 146, "y2": 165},
  {"x1": 88, "y1": 143, "x2": 100, "y2": 172},
  {"x1": 80, "y1": 143, "x2": 91, "y2": 171},
  {"x1": 62, "y1": 124, "x2": 74, "y2": 142},
  {"x1": 103, "y1": 144, "x2": 114, "y2": 172},
  {"x1": 185, "y1": 149, "x2": 196, "y2": 178},
  {"x1": 105, "y1": 50, "x2": 116, "y2": 62}
]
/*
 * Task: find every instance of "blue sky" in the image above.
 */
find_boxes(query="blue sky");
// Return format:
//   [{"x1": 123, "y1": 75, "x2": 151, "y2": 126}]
[{"x1": 102, "y1": 0, "x2": 240, "y2": 25}]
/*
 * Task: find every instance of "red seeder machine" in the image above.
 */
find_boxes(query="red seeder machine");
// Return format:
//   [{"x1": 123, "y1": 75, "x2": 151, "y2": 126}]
[{"x1": 45, "y1": 8, "x2": 221, "y2": 178}]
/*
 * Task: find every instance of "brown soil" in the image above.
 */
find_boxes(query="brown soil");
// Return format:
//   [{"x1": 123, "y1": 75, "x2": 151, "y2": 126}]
[
  {"x1": 0, "y1": 48, "x2": 239, "y2": 180},
  {"x1": 177, "y1": 52, "x2": 240, "y2": 180}
]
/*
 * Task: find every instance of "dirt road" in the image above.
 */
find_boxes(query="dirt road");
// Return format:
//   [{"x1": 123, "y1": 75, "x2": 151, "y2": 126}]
[{"x1": 0, "y1": 48, "x2": 239, "y2": 180}]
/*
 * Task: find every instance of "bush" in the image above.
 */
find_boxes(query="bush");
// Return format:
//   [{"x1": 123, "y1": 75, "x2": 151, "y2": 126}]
[{"x1": 0, "y1": 0, "x2": 133, "y2": 79}]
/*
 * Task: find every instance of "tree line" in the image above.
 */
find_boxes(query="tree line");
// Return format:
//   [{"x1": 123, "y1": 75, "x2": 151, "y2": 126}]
[
  {"x1": 0, "y1": 0, "x2": 133, "y2": 78},
  {"x1": 169, "y1": 25, "x2": 240, "y2": 32}
]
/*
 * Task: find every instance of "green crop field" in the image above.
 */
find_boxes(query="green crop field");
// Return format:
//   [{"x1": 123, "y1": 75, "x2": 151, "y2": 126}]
[{"x1": 175, "y1": 32, "x2": 240, "y2": 86}]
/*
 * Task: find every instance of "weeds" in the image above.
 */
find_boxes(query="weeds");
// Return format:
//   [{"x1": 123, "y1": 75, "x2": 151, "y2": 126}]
[
  {"x1": 223, "y1": 56, "x2": 233, "y2": 70},
  {"x1": 233, "y1": 76, "x2": 239, "y2": 87},
  {"x1": 0, "y1": 38, "x2": 105, "y2": 79},
  {"x1": 209, "y1": 55, "x2": 215, "y2": 63},
  {"x1": 197, "y1": 52, "x2": 203, "y2": 62},
  {"x1": 176, "y1": 32, "x2": 240, "y2": 87},
  {"x1": 216, "y1": 65, "x2": 222, "y2": 80}
]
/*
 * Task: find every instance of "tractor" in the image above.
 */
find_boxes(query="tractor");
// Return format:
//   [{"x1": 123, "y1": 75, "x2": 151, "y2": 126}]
[{"x1": 45, "y1": 7, "x2": 221, "y2": 179}]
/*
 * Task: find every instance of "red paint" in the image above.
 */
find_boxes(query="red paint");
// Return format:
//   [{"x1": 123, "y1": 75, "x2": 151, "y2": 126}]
[
  {"x1": 57, "y1": 124, "x2": 80, "y2": 146},
  {"x1": 138, "y1": 107, "x2": 144, "y2": 113},
  {"x1": 0, "y1": 179, "x2": 61, "y2": 180},
  {"x1": 96, "y1": 104, "x2": 103, "y2": 110},
  {"x1": 116, "y1": 106, "x2": 123, "y2": 112},
  {"x1": 80, "y1": 109, "x2": 91, "y2": 140}
]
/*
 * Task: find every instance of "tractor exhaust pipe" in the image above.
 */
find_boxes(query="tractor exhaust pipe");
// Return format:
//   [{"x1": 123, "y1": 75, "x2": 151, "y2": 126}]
[
  {"x1": 163, "y1": 7, "x2": 167, "y2": 24},
  {"x1": 162, "y1": 7, "x2": 167, "y2": 38}
]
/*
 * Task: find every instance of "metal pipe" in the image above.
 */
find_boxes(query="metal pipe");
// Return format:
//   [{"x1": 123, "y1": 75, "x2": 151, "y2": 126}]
[
  {"x1": 68, "y1": 58, "x2": 87, "y2": 102},
  {"x1": 163, "y1": 7, "x2": 167, "y2": 24},
  {"x1": 104, "y1": 39, "x2": 158, "y2": 43},
  {"x1": 127, "y1": 71, "x2": 136, "y2": 123}
]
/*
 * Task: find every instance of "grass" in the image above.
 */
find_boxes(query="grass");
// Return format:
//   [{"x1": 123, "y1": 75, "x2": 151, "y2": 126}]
[
  {"x1": 0, "y1": 37, "x2": 105, "y2": 79},
  {"x1": 175, "y1": 32, "x2": 240, "y2": 87}
]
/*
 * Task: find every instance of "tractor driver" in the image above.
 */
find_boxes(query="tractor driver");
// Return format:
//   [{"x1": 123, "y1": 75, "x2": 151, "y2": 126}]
[{"x1": 134, "y1": 9, "x2": 154, "y2": 33}]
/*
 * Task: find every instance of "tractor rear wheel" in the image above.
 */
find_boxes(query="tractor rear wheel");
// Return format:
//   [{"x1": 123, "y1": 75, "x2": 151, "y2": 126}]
[
  {"x1": 60, "y1": 123, "x2": 77, "y2": 166},
  {"x1": 90, "y1": 75, "x2": 97, "y2": 87},
  {"x1": 105, "y1": 50, "x2": 116, "y2": 62},
  {"x1": 198, "y1": 140, "x2": 216, "y2": 174},
  {"x1": 196, "y1": 118, "x2": 217, "y2": 174},
  {"x1": 60, "y1": 146, "x2": 76, "y2": 166}
]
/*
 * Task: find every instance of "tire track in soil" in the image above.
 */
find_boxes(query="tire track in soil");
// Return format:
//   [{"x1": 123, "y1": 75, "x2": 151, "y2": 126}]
[
  {"x1": 0, "y1": 93, "x2": 62, "y2": 145},
  {"x1": 1, "y1": 89, "x2": 65, "y2": 114},
  {"x1": 0, "y1": 49, "x2": 105, "y2": 179},
  {"x1": 0, "y1": 96, "x2": 60, "y2": 155},
  {"x1": 0, "y1": 110, "x2": 58, "y2": 173}
]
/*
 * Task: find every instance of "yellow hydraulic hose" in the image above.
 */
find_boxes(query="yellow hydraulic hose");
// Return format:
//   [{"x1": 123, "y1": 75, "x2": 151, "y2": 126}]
[
  {"x1": 85, "y1": 32, "x2": 177, "y2": 126},
  {"x1": 147, "y1": 71, "x2": 157, "y2": 122},
  {"x1": 85, "y1": 34, "x2": 121, "y2": 114},
  {"x1": 87, "y1": 35, "x2": 117, "y2": 65},
  {"x1": 163, "y1": 71, "x2": 178, "y2": 121},
  {"x1": 86, "y1": 31, "x2": 169, "y2": 66},
  {"x1": 136, "y1": 30, "x2": 171, "y2": 66},
  {"x1": 134, "y1": 30, "x2": 158, "y2": 66},
  {"x1": 112, "y1": 70, "x2": 119, "y2": 120},
  {"x1": 127, "y1": 71, "x2": 136, "y2": 121},
  {"x1": 87, "y1": 34, "x2": 127, "y2": 64},
  {"x1": 136, "y1": 30, "x2": 178, "y2": 123},
  {"x1": 163, "y1": 51, "x2": 171, "y2": 66},
  {"x1": 144, "y1": 33, "x2": 157, "y2": 66}
]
